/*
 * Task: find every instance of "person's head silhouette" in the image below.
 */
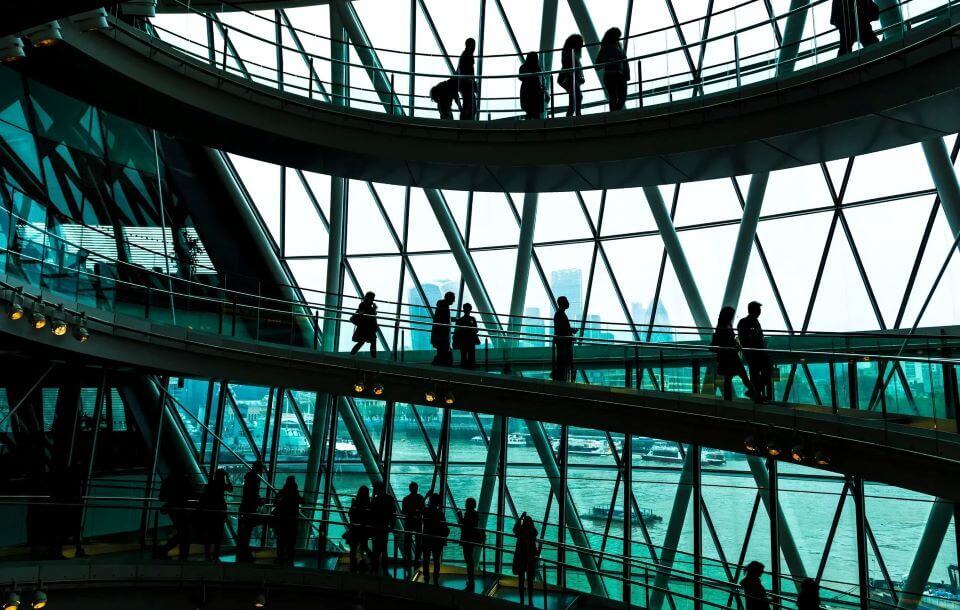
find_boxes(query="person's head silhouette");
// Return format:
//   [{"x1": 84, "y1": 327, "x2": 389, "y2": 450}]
[
  {"x1": 465, "y1": 497, "x2": 477, "y2": 511},
  {"x1": 557, "y1": 296, "x2": 569, "y2": 311},
  {"x1": 364, "y1": 291, "x2": 376, "y2": 302},
  {"x1": 409, "y1": 481, "x2": 418, "y2": 494},
  {"x1": 748, "y1": 301, "x2": 761, "y2": 317},
  {"x1": 745, "y1": 560, "x2": 764, "y2": 579},
  {"x1": 443, "y1": 291, "x2": 456, "y2": 305},
  {"x1": 717, "y1": 306, "x2": 735, "y2": 327},
  {"x1": 464, "y1": 38, "x2": 476, "y2": 53},
  {"x1": 462, "y1": 303, "x2": 473, "y2": 315}
]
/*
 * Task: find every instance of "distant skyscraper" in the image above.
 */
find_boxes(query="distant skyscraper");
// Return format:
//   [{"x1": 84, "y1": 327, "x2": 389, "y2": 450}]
[
  {"x1": 550, "y1": 268, "x2": 583, "y2": 326},
  {"x1": 407, "y1": 280, "x2": 457, "y2": 350},
  {"x1": 523, "y1": 306, "x2": 547, "y2": 347},
  {"x1": 631, "y1": 300, "x2": 674, "y2": 343}
]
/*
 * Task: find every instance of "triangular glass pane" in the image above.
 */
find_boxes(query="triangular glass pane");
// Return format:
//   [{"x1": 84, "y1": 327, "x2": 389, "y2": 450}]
[
  {"x1": 902, "y1": 210, "x2": 960, "y2": 328},
  {"x1": 601, "y1": 187, "x2": 656, "y2": 236},
  {"x1": 845, "y1": 143, "x2": 934, "y2": 203},
  {"x1": 302, "y1": 170, "x2": 332, "y2": 219},
  {"x1": 345, "y1": 181, "x2": 400, "y2": 255},
  {"x1": 807, "y1": 223, "x2": 883, "y2": 332},
  {"x1": 735, "y1": 245, "x2": 788, "y2": 333},
  {"x1": 678, "y1": 224, "x2": 739, "y2": 322},
  {"x1": 470, "y1": 191, "x2": 521, "y2": 247},
  {"x1": 473, "y1": 247, "x2": 520, "y2": 316},
  {"x1": 602, "y1": 235, "x2": 663, "y2": 335},
  {"x1": 756, "y1": 211, "x2": 834, "y2": 330},
  {"x1": 653, "y1": 262, "x2": 698, "y2": 339},
  {"x1": 535, "y1": 242, "x2": 594, "y2": 325},
  {"x1": 345, "y1": 254, "x2": 403, "y2": 350},
  {"x1": 534, "y1": 191, "x2": 594, "y2": 241},
  {"x1": 583, "y1": 255, "x2": 634, "y2": 343},
  {"x1": 407, "y1": 189, "x2": 456, "y2": 252},
  {"x1": 285, "y1": 169, "x2": 329, "y2": 257},
  {"x1": 765, "y1": 163, "x2": 834, "y2": 215},
  {"x1": 673, "y1": 177, "x2": 744, "y2": 226},
  {"x1": 229, "y1": 154, "x2": 282, "y2": 243},
  {"x1": 844, "y1": 195, "x2": 934, "y2": 327}
]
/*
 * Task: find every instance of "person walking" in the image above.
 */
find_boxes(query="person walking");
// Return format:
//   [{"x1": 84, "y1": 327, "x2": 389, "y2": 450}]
[
  {"x1": 513, "y1": 513, "x2": 540, "y2": 606},
  {"x1": 236, "y1": 461, "x2": 265, "y2": 563},
  {"x1": 740, "y1": 561, "x2": 771, "y2": 610},
  {"x1": 831, "y1": 0, "x2": 880, "y2": 56},
  {"x1": 551, "y1": 296, "x2": 577, "y2": 382},
  {"x1": 712, "y1": 306, "x2": 756, "y2": 401},
  {"x1": 431, "y1": 291, "x2": 456, "y2": 367},
  {"x1": 458, "y1": 497, "x2": 482, "y2": 592},
  {"x1": 596, "y1": 27, "x2": 630, "y2": 111},
  {"x1": 348, "y1": 485, "x2": 372, "y2": 572},
  {"x1": 272, "y1": 476, "x2": 303, "y2": 566},
  {"x1": 457, "y1": 38, "x2": 477, "y2": 120},
  {"x1": 558, "y1": 34, "x2": 585, "y2": 116},
  {"x1": 737, "y1": 301, "x2": 773, "y2": 403},
  {"x1": 518, "y1": 52, "x2": 546, "y2": 119},
  {"x1": 453, "y1": 303, "x2": 480, "y2": 370},
  {"x1": 369, "y1": 482, "x2": 394, "y2": 575},
  {"x1": 200, "y1": 468, "x2": 233, "y2": 561},
  {"x1": 350, "y1": 292, "x2": 379, "y2": 358},
  {"x1": 156, "y1": 469, "x2": 195, "y2": 561},
  {"x1": 421, "y1": 492, "x2": 449, "y2": 585},
  {"x1": 401, "y1": 482, "x2": 425, "y2": 576}
]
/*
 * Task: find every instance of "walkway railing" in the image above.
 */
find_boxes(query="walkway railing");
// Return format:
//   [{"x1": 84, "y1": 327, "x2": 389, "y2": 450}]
[
  {"x1": 134, "y1": 0, "x2": 958, "y2": 120},
  {"x1": 0, "y1": 489, "x2": 925, "y2": 610}
]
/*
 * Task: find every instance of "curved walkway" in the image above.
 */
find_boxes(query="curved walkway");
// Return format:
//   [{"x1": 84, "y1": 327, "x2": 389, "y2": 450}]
[
  {"x1": 1, "y1": 287, "x2": 958, "y2": 502},
  {"x1": 12, "y1": 11, "x2": 960, "y2": 191}
]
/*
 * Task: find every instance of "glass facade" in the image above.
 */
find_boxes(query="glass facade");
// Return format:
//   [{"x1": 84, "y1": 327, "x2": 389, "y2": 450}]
[{"x1": 0, "y1": 2, "x2": 959, "y2": 609}]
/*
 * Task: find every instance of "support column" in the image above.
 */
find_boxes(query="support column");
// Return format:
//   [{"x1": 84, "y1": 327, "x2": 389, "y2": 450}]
[
  {"x1": 336, "y1": 397, "x2": 384, "y2": 485},
  {"x1": 777, "y1": 0, "x2": 811, "y2": 75},
  {"x1": 923, "y1": 138, "x2": 960, "y2": 241},
  {"x1": 746, "y1": 457, "x2": 808, "y2": 581},
  {"x1": 649, "y1": 449, "x2": 696, "y2": 610},
  {"x1": 477, "y1": 415, "x2": 505, "y2": 533},
  {"x1": 424, "y1": 189, "x2": 500, "y2": 335},
  {"x1": 622, "y1": 434, "x2": 633, "y2": 606},
  {"x1": 526, "y1": 420, "x2": 607, "y2": 596},
  {"x1": 852, "y1": 477, "x2": 871, "y2": 610},
  {"x1": 540, "y1": 0, "x2": 559, "y2": 117},
  {"x1": 897, "y1": 498, "x2": 953, "y2": 610},
  {"x1": 722, "y1": 173, "x2": 769, "y2": 308},
  {"x1": 644, "y1": 186, "x2": 712, "y2": 337},
  {"x1": 331, "y1": 0, "x2": 403, "y2": 112},
  {"x1": 508, "y1": 194, "x2": 538, "y2": 344}
]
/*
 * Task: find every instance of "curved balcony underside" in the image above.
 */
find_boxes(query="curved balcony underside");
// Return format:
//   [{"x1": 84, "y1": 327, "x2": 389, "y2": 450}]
[
  {"x1": 12, "y1": 17, "x2": 960, "y2": 192},
  {"x1": 1, "y1": 301, "x2": 957, "y2": 503}
]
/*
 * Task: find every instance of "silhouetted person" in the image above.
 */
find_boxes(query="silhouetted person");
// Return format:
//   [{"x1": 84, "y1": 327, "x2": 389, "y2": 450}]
[
  {"x1": 458, "y1": 497, "x2": 481, "y2": 592},
  {"x1": 559, "y1": 34, "x2": 585, "y2": 116},
  {"x1": 453, "y1": 303, "x2": 480, "y2": 370},
  {"x1": 798, "y1": 578, "x2": 821, "y2": 610},
  {"x1": 431, "y1": 79, "x2": 459, "y2": 119},
  {"x1": 519, "y1": 52, "x2": 546, "y2": 119},
  {"x1": 348, "y1": 485, "x2": 371, "y2": 572},
  {"x1": 369, "y1": 481, "x2": 394, "y2": 575},
  {"x1": 712, "y1": 306, "x2": 756, "y2": 401},
  {"x1": 432, "y1": 291, "x2": 456, "y2": 366},
  {"x1": 832, "y1": 0, "x2": 880, "y2": 56},
  {"x1": 272, "y1": 476, "x2": 302, "y2": 565},
  {"x1": 236, "y1": 461, "x2": 265, "y2": 563},
  {"x1": 551, "y1": 296, "x2": 577, "y2": 382},
  {"x1": 457, "y1": 38, "x2": 477, "y2": 120},
  {"x1": 737, "y1": 301, "x2": 772, "y2": 403},
  {"x1": 513, "y1": 513, "x2": 540, "y2": 606},
  {"x1": 200, "y1": 468, "x2": 233, "y2": 561},
  {"x1": 421, "y1": 492, "x2": 448, "y2": 585},
  {"x1": 596, "y1": 27, "x2": 630, "y2": 111},
  {"x1": 350, "y1": 291, "x2": 379, "y2": 358},
  {"x1": 740, "y1": 561, "x2": 771, "y2": 610},
  {"x1": 156, "y1": 470, "x2": 194, "y2": 561},
  {"x1": 401, "y1": 481, "x2": 424, "y2": 576}
]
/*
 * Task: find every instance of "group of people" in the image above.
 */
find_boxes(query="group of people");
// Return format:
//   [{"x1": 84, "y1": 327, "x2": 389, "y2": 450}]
[
  {"x1": 740, "y1": 561, "x2": 821, "y2": 610},
  {"x1": 156, "y1": 464, "x2": 304, "y2": 565},
  {"x1": 711, "y1": 301, "x2": 774, "y2": 403},
  {"x1": 349, "y1": 290, "x2": 480, "y2": 370},
  {"x1": 429, "y1": 0, "x2": 880, "y2": 121}
]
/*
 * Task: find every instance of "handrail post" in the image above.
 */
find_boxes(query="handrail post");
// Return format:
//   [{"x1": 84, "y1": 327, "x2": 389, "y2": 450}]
[
  {"x1": 222, "y1": 25, "x2": 228, "y2": 72},
  {"x1": 734, "y1": 34, "x2": 741, "y2": 88}
]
